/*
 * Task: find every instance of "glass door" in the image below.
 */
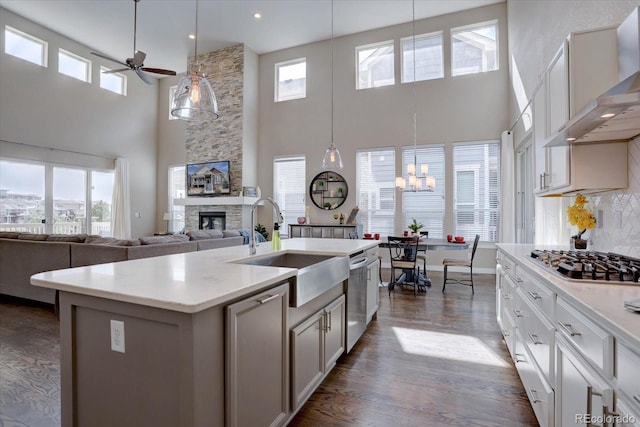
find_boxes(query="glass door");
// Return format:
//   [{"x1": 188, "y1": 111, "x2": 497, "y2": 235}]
[
  {"x1": 53, "y1": 167, "x2": 86, "y2": 234},
  {"x1": 0, "y1": 160, "x2": 46, "y2": 233}
]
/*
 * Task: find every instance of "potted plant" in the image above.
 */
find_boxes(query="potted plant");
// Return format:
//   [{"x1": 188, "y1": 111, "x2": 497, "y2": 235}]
[
  {"x1": 323, "y1": 202, "x2": 331, "y2": 210},
  {"x1": 567, "y1": 194, "x2": 596, "y2": 249},
  {"x1": 407, "y1": 218, "x2": 423, "y2": 235},
  {"x1": 254, "y1": 223, "x2": 269, "y2": 240},
  {"x1": 337, "y1": 187, "x2": 343, "y2": 197}
]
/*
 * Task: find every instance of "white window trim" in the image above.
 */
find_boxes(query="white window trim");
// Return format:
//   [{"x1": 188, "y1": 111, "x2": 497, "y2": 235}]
[
  {"x1": 100, "y1": 66, "x2": 127, "y2": 96},
  {"x1": 400, "y1": 31, "x2": 444, "y2": 84},
  {"x1": 4, "y1": 25, "x2": 48, "y2": 67},
  {"x1": 355, "y1": 40, "x2": 395, "y2": 90},
  {"x1": 451, "y1": 19, "x2": 499, "y2": 77},
  {"x1": 169, "y1": 85, "x2": 178, "y2": 120},
  {"x1": 58, "y1": 48, "x2": 92, "y2": 83},
  {"x1": 274, "y1": 57, "x2": 306, "y2": 103}
]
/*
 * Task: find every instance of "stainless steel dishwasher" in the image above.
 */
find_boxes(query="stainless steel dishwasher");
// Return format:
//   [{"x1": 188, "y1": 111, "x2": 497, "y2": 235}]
[{"x1": 346, "y1": 248, "x2": 376, "y2": 352}]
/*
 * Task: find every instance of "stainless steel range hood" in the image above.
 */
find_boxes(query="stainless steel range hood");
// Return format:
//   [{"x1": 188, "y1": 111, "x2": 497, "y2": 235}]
[{"x1": 545, "y1": 7, "x2": 640, "y2": 147}]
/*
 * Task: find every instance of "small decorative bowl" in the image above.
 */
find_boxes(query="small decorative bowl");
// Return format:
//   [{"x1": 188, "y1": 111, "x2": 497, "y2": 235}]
[{"x1": 297, "y1": 217, "x2": 306, "y2": 224}]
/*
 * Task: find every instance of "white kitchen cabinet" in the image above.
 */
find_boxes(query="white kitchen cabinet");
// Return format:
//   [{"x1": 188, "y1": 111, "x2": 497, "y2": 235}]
[
  {"x1": 556, "y1": 336, "x2": 614, "y2": 427},
  {"x1": 365, "y1": 256, "x2": 379, "y2": 324},
  {"x1": 615, "y1": 398, "x2": 640, "y2": 426},
  {"x1": 535, "y1": 25, "x2": 625, "y2": 196},
  {"x1": 290, "y1": 295, "x2": 345, "y2": 411},
  {"x1": 616, "y1": 341, "x2": 640, "y2": 415},
  {"x1": 226, "y1": 283, "x2": 289, "y2": 427}
]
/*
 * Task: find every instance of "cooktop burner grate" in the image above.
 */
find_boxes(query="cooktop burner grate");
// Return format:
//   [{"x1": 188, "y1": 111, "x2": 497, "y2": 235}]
[{"x1": 531, "y1": 249, "x2": 640, "y2": 284}]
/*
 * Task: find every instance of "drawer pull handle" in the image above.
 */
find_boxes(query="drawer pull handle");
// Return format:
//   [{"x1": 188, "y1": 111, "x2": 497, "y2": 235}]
[
  {"x1": 529, "y1": 388, "x2": 542, "y2": 403},
  {"x1": 528, "y1": 333, "x2": 542, "y2": 345},
  {"x1": 513, "y1": 309, "x2": 523, "y2": 318},
  {"x1": 634, "y1": 394, "x2": 640, "y2": 405},
  {"x1": 515, "y1": 277, "x2": 524, "y2": 283},
  {"x1": 258, "y1": 294, "x2": 280, "y2": 304},
  {"x1": 528, "y1": 291, "x2": 542, "y2": 300},
  {"x1": 514, "y1": 353, "x2": 526, "y2": 364},
  {"x1": 559, "y1": 322, "x2": 581, "y2": 337},
  {"x1": 503, "y1": 265, "x2": 510, "y2": 271},
  {"x1": 502, "y1": 329, "x2": 510, "y2": 337},
  {"x1": 503, "y1": 294, "x2": 511, "y2": 301}
]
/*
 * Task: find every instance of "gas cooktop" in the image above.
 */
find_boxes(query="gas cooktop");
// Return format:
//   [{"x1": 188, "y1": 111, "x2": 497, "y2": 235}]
[{"x1": 531, "y1": 249, "x2": 640, "y2": 284}]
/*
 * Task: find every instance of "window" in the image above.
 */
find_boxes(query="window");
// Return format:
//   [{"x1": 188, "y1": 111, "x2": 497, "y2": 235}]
[
  {"x1": 100, "y1": 66, "x2": 127, "y2": 95},
  {"x1": 4, "y1": 26, "x2": 47, "y2": 67},
  {"x1": 168, "y1": 165, "x2": 186, "y2": 233},
  {"x1": 273, "y1": 156, "x2": 306, "y2": 237},
  {"x1": 401, "y1": 32, "x2": 443, "y2": 83},
  {"x1": 58, "y1": 49, "x2": 91, "y2": 82},
  {"x1": 401, "y1": 145, "x2": 446, "y2": 238},
  {"x1": 451, "y1": 20, "x2": 498, "y2": 77},
  {"x1": 169, "y1": 85, "x2": 178, "y2": 120},
  {"x1": 452, "y1": 141, "x2": 500, "y2": 242},
  {"x1": 0, "y1": 159, "x2": 114, "y2": 235},
  {"x1": 356, "y1": 40, "x2": 395, "y2": 89},
  {"x1": 356, "y1": 148, "x2": 395, "y2": 236},
  {"x1": 275, "y1": 58, "x2": 306, "y2": 102}
]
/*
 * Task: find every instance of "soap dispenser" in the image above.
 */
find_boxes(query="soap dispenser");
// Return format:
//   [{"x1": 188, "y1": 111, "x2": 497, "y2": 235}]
[{"x1": 272, "y1": 222, "x2": 281, "y2": 250}]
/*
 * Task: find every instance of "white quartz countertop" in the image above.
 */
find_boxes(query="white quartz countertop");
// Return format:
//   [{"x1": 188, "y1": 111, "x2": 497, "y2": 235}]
[
  {"x1": 31, "y1": 238, "x2": 379, "y2": 313},
  {"x1": 497, "y1": 244, "x2": 640, "y2": 349}
]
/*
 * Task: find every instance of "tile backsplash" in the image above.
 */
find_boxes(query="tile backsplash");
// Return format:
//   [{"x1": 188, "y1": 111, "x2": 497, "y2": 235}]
[{"x1": 589, "y1": 137, "x2": 640, "y2": 258}]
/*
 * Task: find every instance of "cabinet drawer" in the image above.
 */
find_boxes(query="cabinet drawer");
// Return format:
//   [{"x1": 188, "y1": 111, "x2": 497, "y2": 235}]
[
  {"x1": 556, "y1": 297, "x2": 613, "y2": 377},
  {"x1": 516, "y1": 269, "x2": 555, "y2": 321},
  {"x1": 616, "y1": 341, "x2": 640, "y2": 407},
  {"x1": 501, "y1": 274, "x2": 518, "y2": 315},
  {"x1": 514, "y1": 333, "x2": 555, "y2": 427},
  {"x1": 616, "y1": 398, "x2": 640, "y2": 427},
  {"x1": 517, "y1": 291, "x2": 555, "y2": 383},
  {"x1": 497, "y1": 253, "x2": 517, "y2": 278},
  {"x1": 500, "y1": 304, "x2": 516, "y2": 357}
]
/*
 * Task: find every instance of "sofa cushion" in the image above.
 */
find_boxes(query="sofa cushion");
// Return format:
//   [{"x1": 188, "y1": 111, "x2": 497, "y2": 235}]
[
  {"x1": 0, "y1": 232, "x2": 20, "y2": 239},
  {"x1": 85, "y1": 236, "x2": 141, "y2": 246},
  {"x1": 47, "y1": 234, "x2": 87, "y2": 243},
  {"x1": 17, "y1": 233, "x2": 49, "y2": 241},
  {"x1": 222, "y1": 230, "x2": 241, "y2": 238},
  {"x1": 139, "y1": 234, "x2": 190, "y2": 245},
  {"x1": 187, "y1": 229, "x2": 223, "y2": 240}
]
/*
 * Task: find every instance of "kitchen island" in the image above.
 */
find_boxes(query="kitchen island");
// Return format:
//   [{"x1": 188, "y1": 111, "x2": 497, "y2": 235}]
[
  {"x1": 496, "y1": 244, "x2": 640, "y2": 427},
  {"x1": 31, "y1": 238, "x2": 379, "y2": 427}
]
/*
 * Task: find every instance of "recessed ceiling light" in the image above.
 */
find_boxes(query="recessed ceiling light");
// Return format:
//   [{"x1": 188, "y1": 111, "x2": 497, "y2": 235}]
[
  {"x1": 253, "y1": 12, "x2": 262, "y2": 20},
  {"x1": 189, "y1": 34, "x2": 196, "y2": 40},
  {"x1": 600, "y1": 113, "x2": 615, "y2": 119}
]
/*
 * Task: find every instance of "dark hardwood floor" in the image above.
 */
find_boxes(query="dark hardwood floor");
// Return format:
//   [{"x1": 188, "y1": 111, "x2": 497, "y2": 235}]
[{"x1": 0, "y1": 271, "x2": 537, "y2": 427}]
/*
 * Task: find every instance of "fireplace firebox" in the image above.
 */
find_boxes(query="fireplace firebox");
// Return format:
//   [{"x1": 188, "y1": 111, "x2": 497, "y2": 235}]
[{"x1": 199, "y1": 212, "x2": 226, "y2": 230}]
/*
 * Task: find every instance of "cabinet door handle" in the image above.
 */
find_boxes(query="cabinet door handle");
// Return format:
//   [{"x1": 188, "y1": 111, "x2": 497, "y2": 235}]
[
  {"x1": 515, "y1": 277, "x2": 524, "y2": 283},
  {"x1": 327, "y1": 311, "x2": 332, "y2": 332},
  {"x1": 514, "y1": 353, "x2": 526, "y2": 363},
  {"x1": 528, "y1": 332, "x2": 542, "y2": 345},
  {"x1": 559, "y1": 322, "x2": 582, "y2": 337},
  {"x1": 586, "y1": 386, "x2": 603, "y2": 427},
  {"x1": 258, "y1": 294, "x2": 280, "y2": 304},
  {"x1": 529, "y1": 388, "x2": 542, "y2": 403},
  {"x1": 513, "y1": 309, "x2": 523, "y2": 318},
  {"x1": 528, "y1": 291, "x2": 542, "y2": 300},
  {"x1": 501, "y1": 329, "x2": 510, "y2": 337},
  {"x1": 502, "y1": 293, "x2": 511, "y2": 301},
  {"x1": 503, "y1": 265, "x2": 510, "y2": 271}
]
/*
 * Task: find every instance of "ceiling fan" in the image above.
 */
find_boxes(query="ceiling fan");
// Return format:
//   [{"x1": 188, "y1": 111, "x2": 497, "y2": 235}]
[{"x1": 91, "y1": 0, "x2": 176, "y2": 85}]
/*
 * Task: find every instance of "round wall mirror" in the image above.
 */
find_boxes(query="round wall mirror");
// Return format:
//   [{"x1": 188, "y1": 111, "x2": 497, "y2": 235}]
[{"x1": 309, "y1": 171, "x2": 348, "y2": 210}]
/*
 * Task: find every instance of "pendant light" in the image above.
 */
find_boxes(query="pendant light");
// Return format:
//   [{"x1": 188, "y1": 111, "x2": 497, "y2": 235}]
[
  {"x1": 170, "y1": 0, "x2": 219, "y2": 121},
  {"x1": 396, "y1": 0, "x2": 435, "y2": 192},
  {"x1": 322, "y1": 0, "x2": 344, "y2": 170}
]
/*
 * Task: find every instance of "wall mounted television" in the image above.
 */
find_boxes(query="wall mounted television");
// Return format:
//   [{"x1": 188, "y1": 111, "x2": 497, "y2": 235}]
[{"x1": 186, "y1": 160, "x2": 231, "y2": 196}]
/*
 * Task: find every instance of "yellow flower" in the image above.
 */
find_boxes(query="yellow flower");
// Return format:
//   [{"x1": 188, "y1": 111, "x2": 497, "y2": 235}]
[{"x1": 567, "y1": 194, "x2": 596, "y2": 231}]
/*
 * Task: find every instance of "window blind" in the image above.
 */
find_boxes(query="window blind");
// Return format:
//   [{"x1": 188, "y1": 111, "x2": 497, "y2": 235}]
[
  {"x1": 356, "y1": 148, "x2": 396, "y2": 236},
  {"x1": 274, "y1": 156, "x2": 306, "y2": 237}
]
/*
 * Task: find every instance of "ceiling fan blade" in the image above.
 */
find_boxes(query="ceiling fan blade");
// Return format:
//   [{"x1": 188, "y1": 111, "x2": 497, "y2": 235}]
[
  {"x1": 135, "y1": 69, "x2": 153, "y2": 85},
  {"x1": 141, "y1": 67, "x2": 176, "y2": 76},
  {"x1": 102, "y1": 68, "x2": 131, "y2": 74},
  {"x1": 91, "y1": 51, "x2": 128, "y2": 68},
  {"x1": 132, "y1": 50, "x2": 146, "y2": 67}
]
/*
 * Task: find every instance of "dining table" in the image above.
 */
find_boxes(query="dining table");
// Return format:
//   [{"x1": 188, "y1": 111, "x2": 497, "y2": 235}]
[{"x1": 376, "y1": 237, "x2": 470, "y2": 288}]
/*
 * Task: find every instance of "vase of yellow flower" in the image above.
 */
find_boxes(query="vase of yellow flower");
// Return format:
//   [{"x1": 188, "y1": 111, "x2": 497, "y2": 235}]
[{"x1": 567, "y1": 194, "x2": 596, "y2": 250}]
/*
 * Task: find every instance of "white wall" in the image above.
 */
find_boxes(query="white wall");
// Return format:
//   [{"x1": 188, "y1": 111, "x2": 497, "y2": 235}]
[
  {"x1": 507, "y1": 0, "x2": 640, "y2": 256},
  {"x1": 0, "y1": 8, "x2": 160, "y2": 238}
]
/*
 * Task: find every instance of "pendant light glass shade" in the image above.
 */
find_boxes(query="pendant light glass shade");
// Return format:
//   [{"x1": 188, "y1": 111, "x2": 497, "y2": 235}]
[
  {"x1": 170, "y1": 0, "x2": 219, "y2": 121},
  {"x1": 322, "y1": 0, "x2": 343, "y2": 170},
  {"x1": 322, "y1": 142, "x2": 344, "y2": 169},
  {"x1": 171, "y1": 70, "x2": 219, "y2": 121}
]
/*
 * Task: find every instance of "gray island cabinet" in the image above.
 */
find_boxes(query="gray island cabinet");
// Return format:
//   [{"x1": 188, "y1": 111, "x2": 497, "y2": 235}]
[{"x1": 31, "y1": 238, "x2": 379, "y2": 427}]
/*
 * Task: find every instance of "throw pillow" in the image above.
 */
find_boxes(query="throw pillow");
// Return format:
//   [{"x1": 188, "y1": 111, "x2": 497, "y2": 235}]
[
  {"x1": 186, "y1": 229, "x2": 223, "y2": 240},
  {"x1": 17, "y1": 233, "x2": 49, "y2": 241},
  {"x1": 222, "y1": 230, "x2": 241, "y2": 238},
  {"x1": 47, "y1": 234, "x2": 87, "y2": 243},
  {"x1": 0, "y1": 232, "x2": 20, "y2": 239}
]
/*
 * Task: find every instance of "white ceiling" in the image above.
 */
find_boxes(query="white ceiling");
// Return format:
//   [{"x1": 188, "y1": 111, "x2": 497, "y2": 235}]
[{"x1": 0, "y1": 0, "x2": 504, "y2": 74}]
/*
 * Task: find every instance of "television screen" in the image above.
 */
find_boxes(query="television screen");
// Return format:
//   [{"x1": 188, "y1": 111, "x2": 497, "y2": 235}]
[{"x1": 186, "y1": 160, "x2": 231, "y2": 196}]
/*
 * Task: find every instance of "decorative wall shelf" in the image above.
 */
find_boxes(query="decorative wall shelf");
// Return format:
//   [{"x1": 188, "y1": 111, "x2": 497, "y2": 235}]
[{"x1": 174, "y1": 197, "x2": 260, "y2": 206}]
